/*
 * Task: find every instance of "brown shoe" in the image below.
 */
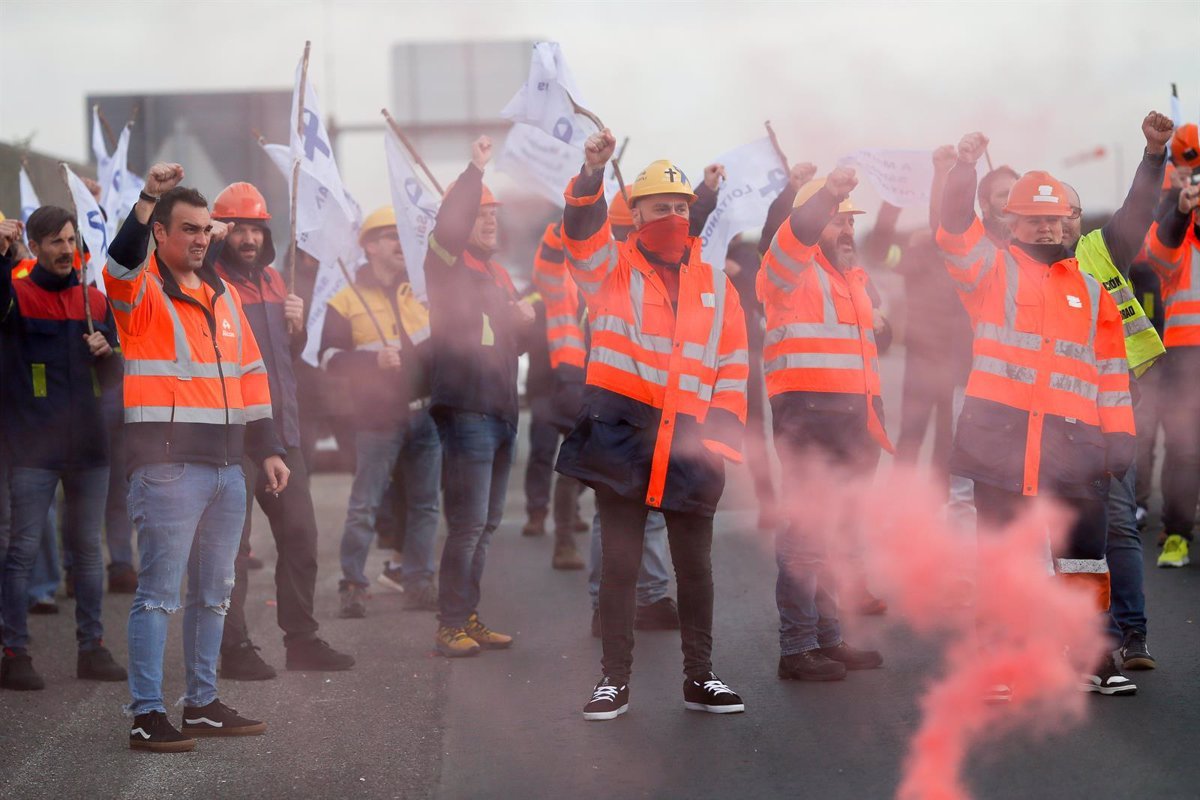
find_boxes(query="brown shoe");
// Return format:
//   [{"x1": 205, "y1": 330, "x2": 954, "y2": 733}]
[
  {"x1": 465, "y1": 613, "x2": 513, "y2": 649},
  {"x1": 552, "y1": 533, "x2": 585, "y2": 570}
]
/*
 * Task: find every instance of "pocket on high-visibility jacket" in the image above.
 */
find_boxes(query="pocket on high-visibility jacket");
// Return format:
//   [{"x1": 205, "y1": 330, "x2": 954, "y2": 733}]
[{"x1": 578, "y1": 405, "x2": 649, "y2": 486}]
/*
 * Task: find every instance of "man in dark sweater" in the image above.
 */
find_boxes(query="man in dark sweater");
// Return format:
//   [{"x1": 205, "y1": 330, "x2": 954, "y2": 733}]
[
  {"x1": 0, "y1": 208, "x2": 128, "y2": 691},
  {"x1": 427, "y1": 136, "x2": 533, "y2": 658}
]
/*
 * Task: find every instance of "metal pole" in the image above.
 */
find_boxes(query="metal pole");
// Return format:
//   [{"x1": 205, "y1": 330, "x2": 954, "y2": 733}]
[{"x1": 381, "y1": 108, "x2": 444, "y2": 196}]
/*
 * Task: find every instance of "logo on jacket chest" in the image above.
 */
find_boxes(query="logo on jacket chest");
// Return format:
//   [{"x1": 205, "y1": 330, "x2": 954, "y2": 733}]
[
  {"x1": 221, "y1": 318, "x2": 236, "y2": 338},
  {"x1": 1066, "y1": 295, "x2": 1082, "y2": 309}
]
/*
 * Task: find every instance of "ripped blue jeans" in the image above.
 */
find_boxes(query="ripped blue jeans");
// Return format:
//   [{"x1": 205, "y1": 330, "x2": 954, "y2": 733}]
[{"x1": 126, "y1": 463, "x2": 246, "y2": 715}]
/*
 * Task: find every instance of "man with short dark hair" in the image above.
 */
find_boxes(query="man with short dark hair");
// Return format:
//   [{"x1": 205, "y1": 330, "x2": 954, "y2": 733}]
[
  {"x1": 0, "y1": 208, "x2": 128, "y2": 691},
  {"x1": 976, "y1": 165, "x2": 1020, "y2": 245},
  {"x1": 106, "y1": 163, "x2": 290, "y2": 752}
]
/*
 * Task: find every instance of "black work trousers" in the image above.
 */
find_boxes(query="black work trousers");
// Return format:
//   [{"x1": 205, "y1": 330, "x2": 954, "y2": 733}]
[
  {"x1": 222, "y1": 447, "x2": 321, "y2": 652},
  {"x1": 1159, "y1": 349, "x2": 1200, "y2": 541},
  {"x1": 973, "y1": 481, "x2": 1108, "y2": 561},
  {"x1": 595, "y1": 485, "x2": 714, "y2": 684}
]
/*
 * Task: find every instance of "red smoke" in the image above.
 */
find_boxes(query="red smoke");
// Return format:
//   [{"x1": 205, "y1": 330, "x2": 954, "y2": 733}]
[{"x1": 774, "y1": 460, "x2": 1106, "y2": 800}]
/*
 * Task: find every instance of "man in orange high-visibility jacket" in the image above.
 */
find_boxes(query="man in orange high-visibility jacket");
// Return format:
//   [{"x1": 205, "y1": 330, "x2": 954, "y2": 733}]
[
  {"x1": 1146, "y1": 168, "x2": 1200, "y2": 570},
  {"x1": 559, "y1": 128, "x2": 748, "y2": 721},
  {"x1": 938, "y1": 132, "x2": 1137, "y2": 696},
  {"x1": 758, "y1": 166, "x2": 890, "y2": 683},
  {"x1": 104, "y1": 163, "x2": 290, "y2": 752}
]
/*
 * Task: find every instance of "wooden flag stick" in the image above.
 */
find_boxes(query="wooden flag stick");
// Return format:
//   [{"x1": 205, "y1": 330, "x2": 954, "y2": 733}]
[
  {"x1": 381, "y1": 108, "x2": 444, "y2": 196},
  {"x1": 568, "y1": 100, "x2": 629, "y2": 205},
  {"x1": 286, "y1": 40, "x2": 312, "y2": 293},
  {"x1": 336, "y1": 258, "x2": 389, "y2": 345},
  {"x1": 58, "y1": 163, "x2": 94, "y2": 335},
  {"x1": 764, "y1": 120, "x2": 788, "y2": 169},
  {"x1": 615, "y1": 136, "x2": 630, "y2": 165},
  {"x1": 93, "y1": 105, "x2": 118, "y2": 153}
]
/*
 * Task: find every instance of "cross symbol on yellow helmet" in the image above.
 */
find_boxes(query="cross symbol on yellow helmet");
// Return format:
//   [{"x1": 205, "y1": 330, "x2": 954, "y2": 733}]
[{"x1": 664, "y1": 166, "x2": 680, "y2": 183}]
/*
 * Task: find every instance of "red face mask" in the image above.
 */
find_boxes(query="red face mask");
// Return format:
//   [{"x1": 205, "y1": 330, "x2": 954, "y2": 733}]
[{"x1": 637, "y1": 214, "x2": 689, "y2": 264}]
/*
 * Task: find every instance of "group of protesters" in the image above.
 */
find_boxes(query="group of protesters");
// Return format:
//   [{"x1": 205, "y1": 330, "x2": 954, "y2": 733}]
[{"x1": 1, "y1": 92, "x2": 1197, "y2": 747}]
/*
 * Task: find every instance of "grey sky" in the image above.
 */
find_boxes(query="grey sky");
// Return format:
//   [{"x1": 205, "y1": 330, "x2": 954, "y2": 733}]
[{"x1": 1, "y1": 0, "x2": 1195, "y2": 220}]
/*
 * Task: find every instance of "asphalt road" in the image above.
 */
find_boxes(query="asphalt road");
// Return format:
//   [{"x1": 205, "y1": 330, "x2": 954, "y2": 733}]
[{"x1": 1, "y1": 361, "x2": 1198, "y2": 799}]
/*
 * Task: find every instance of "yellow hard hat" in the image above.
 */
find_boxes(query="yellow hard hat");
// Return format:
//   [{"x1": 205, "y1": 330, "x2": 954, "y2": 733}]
[
  {"x1": 359, "y1": 206, "x2": 397, "y2": 243},
  {"x1": 627, "y1": 159, "x2": 696, "y2": 205},
  {"x1": 793, "y1": 178, "x2": 865, "y2": 215},
  {"x1": 0, "y1": 211, "x2": 5, "y2": 221}
]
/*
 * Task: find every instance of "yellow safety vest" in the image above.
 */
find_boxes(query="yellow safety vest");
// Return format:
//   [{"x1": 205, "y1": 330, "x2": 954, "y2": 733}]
[{"x1": 1075, "y1": 229, "x2": 1164, "y2": 377}]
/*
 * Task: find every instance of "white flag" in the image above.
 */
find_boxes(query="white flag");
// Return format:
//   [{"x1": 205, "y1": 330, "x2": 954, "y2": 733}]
[
  {"x1": 384, "y1": 128, "x2": 439, "y2": 303},
  {"x1": 838, "y1": 149, "x2": 938, "y2": 209},
  {"x1": 62, "y1": 165, "x2": 108, "y2": 292},
  {"x1": 501, "y1": 42, "x2": 596, "y2": 148},
  {"x1": 1169, "y1": 90, "x2": 1184, "y2": 128},
  {"x1": 496, "y1": 122, "x2": 621, "y2": 207},
  {"x1": 91, "y1": 110, "x2": 146, "y2": 247},
  {"x1": 18, "y1": 167, "x2": 40, "y2": 244},
  {"x1": 696, "y1": 137, "x2": 789, "y2": 267}
]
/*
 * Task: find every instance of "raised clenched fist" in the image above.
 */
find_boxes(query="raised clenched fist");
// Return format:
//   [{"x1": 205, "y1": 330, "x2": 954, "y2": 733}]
[
  {"x1": 825, "y1": 166, "x2": 858, "y2": 198},
  {"x1": 703, "y1": 164, "x2": 726, "y2": 190},
  {"x1": 932, "y1": 144, "x2": 957, "y2": 173},
  {"x1": 0, "y1": 219, "x2": 23, "y2": 253},
  {"x1": 144, "y1": 163, "x2": 184, "y2": 196},
  {"x1": 957, "y1": 132, "x2": 989, "y2": 165},
  {"x1": 1180, "y1": 184, "x2": 1200, "y2": 215},
  {"x1": 584, "y1": 128, "x2": 617, "y2": 175},
  {"x1": 789, "y1": 162, "x2": 818, "y2": 189},
  {"x1": 1142, "y1": 111, "x2": 1174, "y2": 155},
  {"x1": 471, "y1": 136, "x2": 493, "y2": 171}
]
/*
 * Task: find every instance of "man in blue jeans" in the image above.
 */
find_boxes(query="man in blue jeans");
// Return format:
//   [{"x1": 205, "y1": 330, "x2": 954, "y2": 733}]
[
  {"x1": 321, "y1": 206, "x2": 442, "y2": 618},
  {"x1": 427, "y1": 138, "x2": 533, "y2": 658},
  {"x1": 0, "y1": 208, "x2": 128, "y2": 691},
  {"x1": 106, "y1": 165, "x2": 289, "y2": 753}
]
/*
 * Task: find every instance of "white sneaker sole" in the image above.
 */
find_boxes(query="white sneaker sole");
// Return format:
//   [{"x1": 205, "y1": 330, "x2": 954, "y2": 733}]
[
  {"x1": 684, "y1": 701, "x2": 745, "y2": 714},
  {"x1": 583, "y1": 703, "x2": 628, "y2": 721},
  {"x1": 1156, "y1": 559, "x2": 1189, "y2": 568},
  {"x1": 1081, "y1": 681, "x2": 1137, "y2": 696},
  {"x1": 376, "y1": 574, "x2": 406, "y2": 593}
]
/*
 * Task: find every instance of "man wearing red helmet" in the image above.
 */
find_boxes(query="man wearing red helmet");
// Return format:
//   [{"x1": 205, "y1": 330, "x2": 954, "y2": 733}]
[
  {"x1": 938, "y1": 133, "x2": 1138, "y2": 696},
  {"x1": 208, "y1": 182, "x2": 354, "y2": 679}
]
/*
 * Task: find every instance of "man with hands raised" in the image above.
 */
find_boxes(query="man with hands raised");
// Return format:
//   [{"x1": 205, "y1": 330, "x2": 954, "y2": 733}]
[
  {"x1": 558, "y1": 127, "x2": 750, "y2": 720},
  {"x1": 105, "y1": 162, "x2": 289, "y2": 751}
]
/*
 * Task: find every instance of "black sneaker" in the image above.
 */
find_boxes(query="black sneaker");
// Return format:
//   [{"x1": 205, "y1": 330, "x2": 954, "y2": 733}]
[
  {"x1": 219, "y1": 640, "x2": 277, "y2": 681},
  {"x1": 286, "y1": 638, "x2": 355, "y2": 671},
  {"x1": 591, "y1": 608, "x2": 601, "y2": 638},
  {"x1": 683, "y1": 673, "x2": 745, "y2": 714},
  {"x1": 339, "y1": 583, "x2": 367, "y2": 619},
  {"x1": 28, "y1": 599, "x2": 58, "y2": 615},
  {"x1": 1119, "y1": 631, "x2": 1156, "y2": 670},
  {"x1": 777, "y1": 651, "x2": 847, "y2": 681},
  {"x1": 1, "y1": 651, "x2": 45, "y2": 690},
  {"x1": 77, "y1": 646, "x2": 127, "y2": 682},
  {"x1": 817, "y1": 641, "x2": 883, "y2": 670},
  {"x1": 130, "y1": 711, "x2": 195, "y2": 753},
  {"x1": 634, "y1": 597, "x2": 680, "y2": 631},
  {"x1": 403, "y1": 581, "x2": 438, "y2": 611},
  {"x1": 582, "y1": 677, "x2": 629, "y2": 721},
  {"x1": 181, "y1": 699, "x2": 267, "y2": 736},
  {"x1": 1083, "y1": 654, "x2": 1137, "y2": 696}
]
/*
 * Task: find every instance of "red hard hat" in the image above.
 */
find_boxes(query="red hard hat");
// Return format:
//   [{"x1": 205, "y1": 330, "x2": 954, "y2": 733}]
[
  {"x1": 213, "y1": 182, "x2": 271, "y2": 221},
  {"x1": 1172, "y1": 123, "x2": 1199, "y2": 169},
  {"x1": 445, "y1": 181, "x2": 501, "y2": 207},
  {"x1": 1003, "y1": 171, "x2": 1071, "y2": 217}
]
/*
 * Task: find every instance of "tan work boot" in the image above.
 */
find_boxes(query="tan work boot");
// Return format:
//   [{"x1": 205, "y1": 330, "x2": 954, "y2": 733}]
[
  {"x1": 465, "y1": 613, "x2": 513, "y2": 649},
  {"x1": 552, "y1": 531, "x2": 585, "y2": 570},
  {"x1": 435, "y1": 625, "x2": 481, "y2": 658}
]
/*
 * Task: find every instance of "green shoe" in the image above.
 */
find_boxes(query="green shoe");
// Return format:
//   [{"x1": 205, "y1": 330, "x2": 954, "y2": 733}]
[{"x1": 1157, "y1": 534, "x2": 1190, "y2": 568}]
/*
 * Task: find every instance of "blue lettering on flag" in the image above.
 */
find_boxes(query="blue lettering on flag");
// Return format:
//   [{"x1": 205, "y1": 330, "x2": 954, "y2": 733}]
[
  {"x1": 302, "y1": 109, "x2": 332, "y2": 161},
  {"x1": 404, "y1": 178, "x2": 438, "y2": 218},
  {"x1": 86, "y1": 210, "x2": 108, "y2": 255}
]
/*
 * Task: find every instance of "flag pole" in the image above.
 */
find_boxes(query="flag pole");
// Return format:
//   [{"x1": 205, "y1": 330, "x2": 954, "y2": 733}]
[
  {"x1": 568, "y1": 99, "x2": 629, "y2": 205},
  {"x1": 764, "y1": 121, "x2": 789, "y2": 169},
  {"x1": 336, "y1": 258, "x2": 389, "y2": 345},
  {"x1": 381, "y1": 109, "x2": 444, "y2": 197},
  {"x1": 93, "y1": 105, "x2": 118, "y2": 153},
  {"x1": 286, "y1": 40, "x2": 312, "y2": 295},
  {"x1": 58, "y1": 164, "x2": 95, "y2": 335}
]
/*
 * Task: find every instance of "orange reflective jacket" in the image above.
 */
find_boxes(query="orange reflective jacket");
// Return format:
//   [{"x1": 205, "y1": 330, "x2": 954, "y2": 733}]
[
  {"x1": 938, "y1": 218, "x2": 1134, "y2": 496},
  {"x1": 557, "y1": 174, "x2": 749, "y2": 513},
  {"x1": 757, "y1": 215, "x2": 891, "y2": 452},
  {"x1": 531, "y1": 222, "x2": 586, "y2": 371},
  {"x1": 1145, "y1": 221, "x2": 1200, "y2": 347},
  {"x1": 104, "y1": 246, "x2": 280, "y2": 472}
]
